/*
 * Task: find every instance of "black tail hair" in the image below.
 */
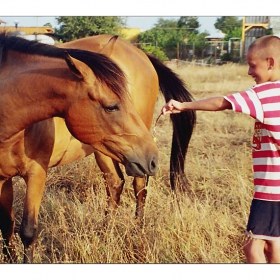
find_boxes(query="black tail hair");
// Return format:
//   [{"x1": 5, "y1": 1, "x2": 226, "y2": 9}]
[{"x1": 147, "y1": 54, "x2": 196, "y2": 191}]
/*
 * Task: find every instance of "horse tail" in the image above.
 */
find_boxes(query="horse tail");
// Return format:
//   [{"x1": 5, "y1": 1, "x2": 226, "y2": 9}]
[{"x1": 147, "y1": 54, "x2": 196, "y2": 192}]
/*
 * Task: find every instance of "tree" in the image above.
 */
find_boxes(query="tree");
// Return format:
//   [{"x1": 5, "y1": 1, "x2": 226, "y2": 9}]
[
  {"x1": 138, "y1": 18, "x2": 189, "y2": 47},
  {"x1": 137, "y1": 17, "x2": 201, "y2": 59},
  {"x1": 214, "y1": 16, "x2": 242, "y2": 40},
  {"x1": 44, "y1": 23, "x2": 52, "y2": 28},
  {"x1": 186, "y1": 31, "x2": 210, "y2": 58},
  {"x1": 55, "y1": 16, "x2": 125, "y2": 42},
  {"x1": 140, "y1": 45, "x2": 168, "y2": 62},
  {"x1": 178, "y1": 16, "x2": 200, "y2": 34}
]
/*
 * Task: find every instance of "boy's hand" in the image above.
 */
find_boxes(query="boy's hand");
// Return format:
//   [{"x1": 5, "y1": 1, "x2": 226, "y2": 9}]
[{"x1": 161, "y1": 99, "x2": 184, "y2": 115}]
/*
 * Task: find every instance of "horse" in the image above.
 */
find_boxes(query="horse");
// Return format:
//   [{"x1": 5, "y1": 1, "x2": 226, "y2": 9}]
[
  {"x1": 0, "y1": 32, "x2": 158, "y2": 263},
  {"x1": 57, "y1": 35, "x2": 196, "y2": 219}
]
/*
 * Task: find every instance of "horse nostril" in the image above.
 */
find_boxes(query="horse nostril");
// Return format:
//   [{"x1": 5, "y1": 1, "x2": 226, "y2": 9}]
[{"x1": 150, "y1": 157, "x2": 158, "y2": 173}]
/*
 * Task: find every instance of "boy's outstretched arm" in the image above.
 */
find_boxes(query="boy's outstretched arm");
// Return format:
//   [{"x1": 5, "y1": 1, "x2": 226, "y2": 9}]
[{"x1": 161, "y1": 97, "x2": 232, "y2": 115}]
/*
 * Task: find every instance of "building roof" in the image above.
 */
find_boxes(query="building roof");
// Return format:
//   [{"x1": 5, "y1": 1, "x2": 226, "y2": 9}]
[{"x1": 205, "y1": 30, "x2": 226, "y2": 39}]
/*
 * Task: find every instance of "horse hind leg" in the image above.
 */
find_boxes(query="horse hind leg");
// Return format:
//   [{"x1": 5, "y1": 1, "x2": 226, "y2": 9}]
[{"x1": 0, "y1": 178, "x2": 17, "y2": 263}]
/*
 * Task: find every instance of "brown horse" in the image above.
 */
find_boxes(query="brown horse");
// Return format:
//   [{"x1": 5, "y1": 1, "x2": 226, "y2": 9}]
[
  {"x1": 57, "y1": 35, "x2": 196, "y2": 218},
  {"x1": 0, "y1": 33, "x2": 158, "y2": 263}
]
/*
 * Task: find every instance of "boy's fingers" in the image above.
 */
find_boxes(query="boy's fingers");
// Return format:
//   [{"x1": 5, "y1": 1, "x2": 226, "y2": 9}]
[
  {"x1": 162, "y1": 100, "x2": 176, "y2": 115},
  {"x1": 162, "y1": 105, "x2": 171, "y2": 115}
]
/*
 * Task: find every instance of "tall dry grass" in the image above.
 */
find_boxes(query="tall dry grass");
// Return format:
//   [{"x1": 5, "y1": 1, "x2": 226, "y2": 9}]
[{"x1": 1, "y1": 63, "x2": 257, "y2": 263}]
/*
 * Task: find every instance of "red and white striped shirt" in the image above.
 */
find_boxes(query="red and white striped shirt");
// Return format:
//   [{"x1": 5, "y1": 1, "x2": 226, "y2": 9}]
[{"x1": 225, "y1": 81, "x2": 280, "y2": 201}]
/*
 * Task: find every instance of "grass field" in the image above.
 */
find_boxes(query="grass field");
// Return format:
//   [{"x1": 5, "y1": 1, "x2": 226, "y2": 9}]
[{"x1": 0, "y1": 62, "x2": 257, "y2": 263}]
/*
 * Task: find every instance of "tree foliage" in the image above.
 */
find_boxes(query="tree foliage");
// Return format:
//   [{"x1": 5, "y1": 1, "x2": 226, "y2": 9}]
[
  {"x1": 138, "y1": 17, "x2": 200, "y2": 47},
  {"x1": 186, "y1": 31, "x2": 210, "y2": 58},
  {"x1": 214, "y1": 16, "x2": 242, "y2": 40},
  {"x1": 44, "y1": 22, "x2": 52, "y2": 28},
  {"x1": 55, "y1": 16, "x2": 125, "y2": 42},
  {"x1": 178, "y1": 16, "x2": 200, "y2": 34},
  {"x1": 140, "y1": 45, "x2": 168, "y2": 62},
  {"x1": 138, "y1": 18, "x2": 182, "y2": 48},
  {"x1": 137, "y1": 17, "x2": 202, "y2": 59}
]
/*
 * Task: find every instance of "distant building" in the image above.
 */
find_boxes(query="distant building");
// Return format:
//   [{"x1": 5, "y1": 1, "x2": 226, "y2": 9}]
[
  {"x1": 242, "y1": 16, "x2": 280, "y2": 56},
  {"x1": 270, "y1": 17, "x2": 280, "y2": 37},
  {"x1": 204, "y1": 30, "x2": 227, "y2": 58},
  {"x1": 22, "y1": 34, "x2": 55, "y2": 45},
  {"x1": 205, "y1": 30, "x2": 226, "y2": 40},
  {"x1": 0, "y1": 19, "x2": 54, "y2": 36},
  {"x1": 0, "y1": 25, "x2": 54, "y2": 35},
  {"x1": 0, "y1": 20, "x2": 55, "y2": 45}
]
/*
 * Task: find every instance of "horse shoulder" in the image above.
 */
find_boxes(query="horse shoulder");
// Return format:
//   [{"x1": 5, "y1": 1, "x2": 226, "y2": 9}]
[{"x1": 0, "y1": 119, "x2": 54, "y2": 179}]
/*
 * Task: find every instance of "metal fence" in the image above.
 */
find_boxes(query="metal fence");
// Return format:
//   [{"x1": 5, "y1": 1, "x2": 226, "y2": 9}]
[{"x1": 161, "y1": 40, "x2": 242, "y2": 63}]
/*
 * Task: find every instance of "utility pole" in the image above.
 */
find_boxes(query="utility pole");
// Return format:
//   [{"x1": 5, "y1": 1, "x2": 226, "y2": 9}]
[{"x1": 14, "y1": 20, "x2": 19, "y2": 31}]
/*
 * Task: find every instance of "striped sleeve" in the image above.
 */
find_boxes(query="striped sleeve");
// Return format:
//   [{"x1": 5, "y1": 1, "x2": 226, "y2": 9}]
[{"x1": 224, "y1": 89, "x2": 264, "y2": 122}]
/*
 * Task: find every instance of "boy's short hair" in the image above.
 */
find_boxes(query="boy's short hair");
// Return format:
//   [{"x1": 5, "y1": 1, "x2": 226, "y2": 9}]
[{"x1": 248, "y1": 35, "x2": 280, "y2": 60}]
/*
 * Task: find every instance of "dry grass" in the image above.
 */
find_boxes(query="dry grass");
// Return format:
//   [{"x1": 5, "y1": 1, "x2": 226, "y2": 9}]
[{"x1": 1, "y1": 63, "x2": 256, "y2": 263}]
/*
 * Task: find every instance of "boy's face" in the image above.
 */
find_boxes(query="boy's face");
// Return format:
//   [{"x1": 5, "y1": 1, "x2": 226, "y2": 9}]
[{"x1": 246, "y1": 48, "x2": 271, "y2": 84}]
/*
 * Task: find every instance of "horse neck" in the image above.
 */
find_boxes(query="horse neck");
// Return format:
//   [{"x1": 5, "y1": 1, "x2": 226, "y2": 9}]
[{"x1": 0, "y1": 53, "x2": 74, "y2": 142}]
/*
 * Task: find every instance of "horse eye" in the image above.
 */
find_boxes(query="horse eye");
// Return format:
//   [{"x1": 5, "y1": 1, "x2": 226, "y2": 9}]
[{"x1": 104, "y1": 105, "x2": 119, "y2": 113}]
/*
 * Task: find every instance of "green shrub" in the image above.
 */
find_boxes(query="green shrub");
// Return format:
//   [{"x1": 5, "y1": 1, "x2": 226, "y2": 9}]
[{"x1": 140, "y1": 45, "x2": 168, "y2": 62}]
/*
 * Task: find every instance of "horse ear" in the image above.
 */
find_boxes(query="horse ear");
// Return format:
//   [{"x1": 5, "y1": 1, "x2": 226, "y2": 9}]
[
  {"x1": 64, "y1": 51, "x2": 84, "y2": 79},
  {"x1": 99, "y1": 35, "x2": 118, "y2": 57}
]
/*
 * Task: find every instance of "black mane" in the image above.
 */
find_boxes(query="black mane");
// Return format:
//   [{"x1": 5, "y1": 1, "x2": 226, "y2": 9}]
[{"x1": 0, "y1": 32, "x2": 127, "y2": 98}]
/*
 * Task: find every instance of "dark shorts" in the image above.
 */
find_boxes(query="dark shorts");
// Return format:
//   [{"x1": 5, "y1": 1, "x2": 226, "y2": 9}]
[{"x1": 246, "y1": 199, "x2": 280, "y2": 240}]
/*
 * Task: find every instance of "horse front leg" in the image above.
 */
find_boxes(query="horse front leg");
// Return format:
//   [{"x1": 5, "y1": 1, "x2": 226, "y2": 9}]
[
  {"x1": 20, "y1": 165, "x2": 47, "y2": 263},
  {"x1": 103, "y1": 171, "x2": 125, "y2": 217},
  {"x1": 94, "y1": 152, "x2": 124, "y2": 219},
  {"x1": 0, "y1": 178, "x2": 17, "y2": 263},
  {"x1": 133, "y1": 177, "x2": 147, "y2": 227}
]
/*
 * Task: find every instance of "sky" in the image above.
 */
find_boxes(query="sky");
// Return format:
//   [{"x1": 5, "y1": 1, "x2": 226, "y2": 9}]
[
  {"x1": 0, "y1": 16, "x2": 219, "y2": 35},
  {"x1": 1, "y1": 0, "x2": 276, "y2": 36}
]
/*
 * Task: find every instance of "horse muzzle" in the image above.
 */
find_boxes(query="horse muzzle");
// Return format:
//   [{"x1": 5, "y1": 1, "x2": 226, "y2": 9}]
[{"x1": 124, "y1": 153, "x2": 158, "y2": 177}]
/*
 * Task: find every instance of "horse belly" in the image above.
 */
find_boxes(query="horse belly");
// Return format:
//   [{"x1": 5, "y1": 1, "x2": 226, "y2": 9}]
[
  {"x1": 49, "y1": 137, "x2": 95, "y2": 167},
  {"x1": 49, "y1": 118, "x2": 95, "y2": 167}
]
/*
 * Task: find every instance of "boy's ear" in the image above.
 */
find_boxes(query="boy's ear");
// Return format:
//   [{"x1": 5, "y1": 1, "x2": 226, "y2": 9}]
[{"x1": 267, "y1": 57, "x2": 275, "y2": 69}]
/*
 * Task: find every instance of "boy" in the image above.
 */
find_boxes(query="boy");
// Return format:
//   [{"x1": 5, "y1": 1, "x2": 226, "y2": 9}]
[{"x1": 161, "y1": 35, "x2": 280, "y2": 263}]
